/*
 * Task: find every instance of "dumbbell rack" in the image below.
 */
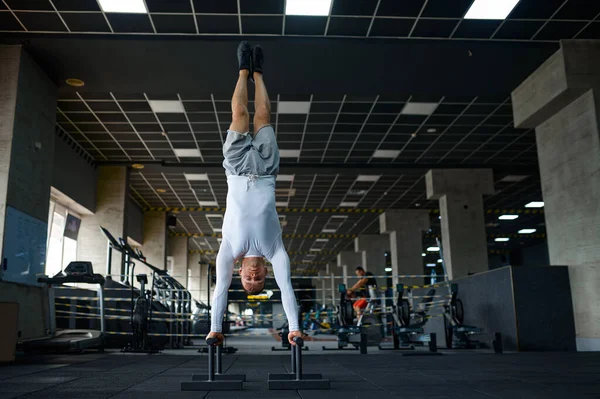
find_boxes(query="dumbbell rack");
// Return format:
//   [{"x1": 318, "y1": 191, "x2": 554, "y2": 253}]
[
  {"x1": 181, "y1": 338, "x2": 246, "y2": 391},
  {"x1": 269, "y1": 337, "x2": 330, "y2": 390}
]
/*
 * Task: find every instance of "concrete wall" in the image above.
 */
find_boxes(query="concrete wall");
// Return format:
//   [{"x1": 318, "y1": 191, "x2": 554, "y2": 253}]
[
  {"x1": 142, "y1": 211, "x2": 167, "y2": 270},
  {"x1": 52, "y1": 133, "x2": 97, "y2": 213},
  {"x1": 127, "y1": 199, "x2": 143, "y2": 244},
  {"x1": 77, "y1": 166, "x2": 129, "y2": 277},
  {"x1": 0, "y1": 46, "x2": 57, "y2": 341},
  {"x1": 424, "y1": 266, "x2": 576, "y2": 351},
  {"x1": 0, "y1": 46, "x2": 21, "y2": 259},
  {"x1": 168, "y1": 236, "x2": 188, "y2": 286},
  {"x1": 5, "y1": 49, "x2": 57, "y2": 224},
  {"x1": 0, "y1": 282, "x2": 48, "y2": 340}
]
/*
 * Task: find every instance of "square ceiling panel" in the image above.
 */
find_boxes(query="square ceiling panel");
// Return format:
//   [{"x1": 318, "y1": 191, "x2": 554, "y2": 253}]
[
  {"x1": 284, "y1": 15, "x2": 328, "y2": 35},
  {"x1": 152, "y1": 15, "x2": 197, "y2": 34},
  {"x1": 453, "y1": 19, "x2": 503, "y2": 39},
  {"x1": 61, "y1": 13, "x2": 111, "y2": 32},
  {"x1": 493, "y1": 20, "x2": 545, "y2": 40},
  {"x1": 327, "y1": 16, "x2": 371, "y2": 36},
  {"x1": 331, "y1": 0, "x2": 379, "y2": 16},
  {"x1": 15, "y1": 12, "x2": 67, "y2": 31},
  {"x1": 239, "y1": 0, "x2": 284, "y2": 14},
  {"x1": 534, "y1": 21, "x2": 588, "y2": 41},
  {"x1": 242, "y1": 16, "x2": 283, "y2": 34},
  {"x1": 0, "y1": 12, "x2": 24, "y2": 30},
  {"x1": 144, "y1": 0, "x2": 192, "y2": 13},
  {"x1": 369, "y1": 18, "x2": 415, "y2": 36},
  {"x1": 411, "y1": 19, "x2": 459, "y2": 38},
  {"x1": 53, "y1": 0, "x2": 101, "y2": 11},
  {"x1": 377, "y1": 0, "x2": 427, "y2": 17},
  {"x1": 421, "y1": 0, "x2": 474, "y2": 18},
  {"x1": 193, "y1": 0, "x2": 238, "y2": 14},
  {"x1": 107, "y1": 13, "x2": 153, "y2": 33},
  {"x1": 196, "y1": 15, "x2": 239, "y2": 33}
]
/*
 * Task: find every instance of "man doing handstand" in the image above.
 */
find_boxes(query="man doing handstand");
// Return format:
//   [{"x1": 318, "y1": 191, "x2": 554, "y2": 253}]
[{"x1": 207, "y1": 41, "x2": 301, "y2": 346}]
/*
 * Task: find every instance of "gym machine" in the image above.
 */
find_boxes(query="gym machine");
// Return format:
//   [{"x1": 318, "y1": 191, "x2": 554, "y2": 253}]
[
  {"x1": 322, "y1": 284, "x2": 379, "y2": 352},
  {"x1": 122, "y1": 273, "x2": 161, "y2": 353},
  {"x1": 379, "y1": 284, "x2": 439, "y2": 353},
  {"x1": 442, "y1": 284, "x2": 482, "y2": 349},
  {"x1": 20, "y1": 261, "x2": 105, "y2": 353}
]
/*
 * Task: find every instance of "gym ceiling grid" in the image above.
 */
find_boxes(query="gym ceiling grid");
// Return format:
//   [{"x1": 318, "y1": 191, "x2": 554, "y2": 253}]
[{"x1": 2, "y1": 0, "x2": 598, "y2": 268}]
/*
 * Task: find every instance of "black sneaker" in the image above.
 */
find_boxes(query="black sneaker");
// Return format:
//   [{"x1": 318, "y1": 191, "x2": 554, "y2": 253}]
[
  {"x1": 252, "y1": 45, "x2": 264, "y2": 76},
  {"x1": 237, "y1": 41, "x2": 253, "y2": 74}
]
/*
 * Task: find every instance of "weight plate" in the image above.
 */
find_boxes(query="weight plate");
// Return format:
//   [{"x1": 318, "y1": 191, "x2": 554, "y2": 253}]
[
  {"x1": 399, "y1": 299, "x2": 410, "y2": 326},
  {"x1": 360, "y1": 314, "x2": 382, "y2": 346},
  {"x1": 455, "y1": 298, "x2": 464, "y2": 324}
]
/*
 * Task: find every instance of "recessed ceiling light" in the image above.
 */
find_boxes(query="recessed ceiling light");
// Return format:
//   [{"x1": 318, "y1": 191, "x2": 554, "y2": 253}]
[
  {"x1": 525, "y1": 201, "x2": 544, "y2": 208},
  {"x1": 322, "y1": 229, "x2": 337, "y2": 233},
  {"x1": 426, "y1": 128, "x2": 437, "y2": 133},
  {"x1": 131, "y1": 163, "x2": 144, "y2": 169},
  {"x1": 499, "y1": 215, "x2": 519, "y2": 220},
  {"x1": 437, "y1": 259, "x2": 443, "y2": 263},
  {"x1": 414, "y1": 203, "x2": 421, "y2": 207},
  {"x1": 276, "y1": 201, "x2": 289, "y2": 207},
  {"x1": 384, "y1": 267, "x2": 392, "y2": 272},
  {"x1": 278, "y1": 101, "x2": 311, "y2": 114},
  {"x1": 499, "y1": 175, "x2": 529, "y2": 183},
  {"x1": 200, "y1": 242, "x2": 207, "y2": 246},
  {"x1": 495, "y1": 237, "x2": 510, "y2": 242},
  {"x1": 276, "y1": 188, "x2": 297, "y2": 197},
  {"x1": 185, "y1": 173, "x2": 208, "y2": 181},
  {"x1": 148, "y1": 100, "x2": 185, "y2": 113},
  {"x1": 66, "y1": 78, "x2": 85, "y2": 87},
  {"x1": 339, "y1": 202, "x2": 359, "y2": 208},
  {"x1": 422, "y1": 253, "x2": 426, "y2": 257},
  {"x1": 427, "y1": 246, "x2": 440, "y2": 252},
  {"x1": 156, "y1": 188, "x2": 166, "y2": 193},
  {"x1": 401, "y1": 102, "x2": 438, "y2": 115},
  {"x1": 98, "y1": 0, "x2": 147, "y2": 13},
  {"x1": 279, "y1": 149, "x2": 301, "y2": 158},
  {"x1": 173, "y1": 148, "x2": 201, "y2": 158},
  {"x1": 426, "y1": 263, "x2": 436, "y2": 267},
  {"x1": 356, "y1": 175, "x2": 380, "y2": 182},
  {"x1": 276, "y1": 174, "x2": 295, "y2": 182},
  {"x1": 464, "y1": 0, "x2": 519, "y2": 20},
  {"x1": 199, "y1": 201, "x2": 218, "y2": 207},
  {"x1": 518, "y1": 229, "x2": 536, "y2": 234},
  {"x1": 316, "y1": 238, "x2": 329, "y2": 242},
  {"x1": 372, "y1": 149, "x2": 400, "y2": 158},
  {"x1": 285, "y1": 0, "x2": 332, "y2": 16}
]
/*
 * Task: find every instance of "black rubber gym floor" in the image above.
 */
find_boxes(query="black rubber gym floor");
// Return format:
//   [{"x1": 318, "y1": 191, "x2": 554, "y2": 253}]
[{"x1": 2, "y1": 348, "x2": 600, "y2": 399}]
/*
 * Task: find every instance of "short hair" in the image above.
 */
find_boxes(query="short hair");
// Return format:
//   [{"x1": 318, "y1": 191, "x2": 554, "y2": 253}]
[{"x1": 355, "y1": 266, "x2": 365, "y2": 272}]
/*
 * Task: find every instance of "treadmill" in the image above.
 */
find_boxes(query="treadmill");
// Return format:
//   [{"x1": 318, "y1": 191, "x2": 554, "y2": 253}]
[{"x1": 20, "y1": 261, "x2": 105, "y2": 352}]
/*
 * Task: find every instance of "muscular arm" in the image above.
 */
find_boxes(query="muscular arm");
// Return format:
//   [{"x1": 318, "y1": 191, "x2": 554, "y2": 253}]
[
  {"x1": 210, "y1": 240, "x2": 236, "y2": 333},
  {"x1": 268, "y1": 241, "x2": 299, "y2": 331}
]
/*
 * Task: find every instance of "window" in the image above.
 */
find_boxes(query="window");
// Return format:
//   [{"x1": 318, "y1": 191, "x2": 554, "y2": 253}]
[{"x1": 46, "y1": 200, "x2": 81, "y2": 277}]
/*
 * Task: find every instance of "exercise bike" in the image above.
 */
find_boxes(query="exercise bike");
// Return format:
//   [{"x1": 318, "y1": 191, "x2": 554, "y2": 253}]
[
  {"x1": 122, "y1": 270, "x2": 161, "y2": 353},
  {"x1": 323, "y1": 284, "x2": 381, "y2": 351},
  {"x1": 380, "y1": 284, "x2": 438, "y2": 350}
]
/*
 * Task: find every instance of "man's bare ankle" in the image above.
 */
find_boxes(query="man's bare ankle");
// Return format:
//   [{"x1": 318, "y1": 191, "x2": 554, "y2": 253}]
[{"x1": 239, "y1": 69, "x2": 250, "y2": 78}]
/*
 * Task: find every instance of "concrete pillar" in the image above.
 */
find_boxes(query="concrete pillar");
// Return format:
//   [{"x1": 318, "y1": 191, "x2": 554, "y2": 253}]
[
  {"x1": 78, "y1": 166, "x2": 129, "y2": 277},
  {"x1": 425, "y1": 169, "x2": 495, "y2": 280},
  {"x1": 143, "y1": 211, "x2": 167, "y2": 269},
  {"x1": 379, "y1": 210, "x2": 430, "y2": 286},
  {"x1": 0, "y1": 45, "x2": 56, "y2": 339},
  {"x1": 511, "y1": 40, "x2": 600, "y2": 351},
  {"x1": 168, "y1": 236, "x2": 188, "y2": 286},
  {"x1": 354, "y1": 234, "x2": 389, "y2": 278},
  {"x1": 337, "y1": 250, "x2": 361, "y2": 287},
  {"x1": 187, "y1": 253, "x2": 201, "y2": 302}
]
